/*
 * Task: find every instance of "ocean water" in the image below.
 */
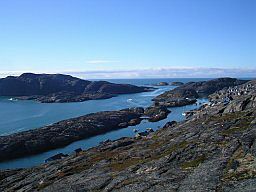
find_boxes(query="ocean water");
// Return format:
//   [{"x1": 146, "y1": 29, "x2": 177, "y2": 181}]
[{"x1": 0, "y1": 78, "x2": 209, "y2": 169}]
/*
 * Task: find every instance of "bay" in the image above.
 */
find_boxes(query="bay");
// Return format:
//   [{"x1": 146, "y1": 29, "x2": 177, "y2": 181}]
[{"x1": 0, "y1": 78, "x2": 209, "y2": 169}]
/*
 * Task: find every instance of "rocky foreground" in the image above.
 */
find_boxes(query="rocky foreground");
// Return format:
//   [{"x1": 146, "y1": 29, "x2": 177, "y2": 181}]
[
  {"x1": 0, "y1": 73, "x2": 151, "y2": 103},
  {"x1": 0, "y1": 79, "x2": 255, "y2": 191}
]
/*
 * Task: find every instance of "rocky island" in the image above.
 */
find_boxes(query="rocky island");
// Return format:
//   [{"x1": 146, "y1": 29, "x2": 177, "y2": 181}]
[
  {"x1": 0, "y1": 78, "x2": 255, "y2": 191},
  {"x1": 156, "y1": 82, "x2": 169, "y2": 86},
  {"x1": 170, "y1": 81, "x2": 184, "y2": 86},
  {"x1": 0, "y1": 73, "x2": 152, "y2": 103}
]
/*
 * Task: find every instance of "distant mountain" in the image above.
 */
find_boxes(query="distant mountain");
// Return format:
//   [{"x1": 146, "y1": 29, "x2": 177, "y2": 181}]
[{"x1": 0, "y1": 73, "x2": 151, "y2": 103}]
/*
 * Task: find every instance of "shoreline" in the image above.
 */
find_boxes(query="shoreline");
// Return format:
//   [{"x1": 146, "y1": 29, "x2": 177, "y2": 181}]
[
  {"x1": 0, "y1": 108, "x2": 144, "y2": 162},
  {"x1": 0, "y1": 104, "x2": 172, "y2": 163},
  {"x1": 0, "y1": 98, "x2": 207, "y2": 169}
]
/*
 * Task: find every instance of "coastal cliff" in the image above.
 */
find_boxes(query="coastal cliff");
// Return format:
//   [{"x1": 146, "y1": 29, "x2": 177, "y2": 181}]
[
  {"x1": 0, "y1": 79, "x2": 255, "y2": 191},
  {"x1": 0, "y1": 73, "x2": 151, "y2": 103}
]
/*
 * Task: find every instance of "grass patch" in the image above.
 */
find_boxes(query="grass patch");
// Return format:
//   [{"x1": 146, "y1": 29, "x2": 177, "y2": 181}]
[
  {"x1": 150, "y1": 140, "x2": 190, "y2": 160},
  {"x1": 224, "y1": 169, "x2": 256, "y2": 181},
  {"x1": 222, "y1": 126, "x2": 249, "y2": 135},
  {"x1": 37, "y1": 181, "x2": 52, "y2": 190},
  {"x1": 110, "y1": 157, "x2": 144, "y2": 172},
  {"x1": 215, "y1": 140, "x2": 229, "y2": 147},
  {"x1": 110, "y1": 140, "x2": 190, "y2": 172},
  {"x1": 181, "y1": 155, "x2": 206, "y2": 170},
  {"x1": 206, "y1": 112, "x2": 242, "y2": 124},
  {"x1": 223, "y1": 148, "x2": 256, "y2": 181},
  {"x1": 221, "y1": 116, "x2": 254, "y2": 135}
]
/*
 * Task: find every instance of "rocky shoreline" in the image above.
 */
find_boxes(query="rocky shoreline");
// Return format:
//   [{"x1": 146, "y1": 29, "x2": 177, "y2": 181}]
[
  {"x1": 0, "y1": 79, "x2": 255, "y2": 191},
  {"x1": 185, "y1": 79, "x2": 256, "y2": 119},
  {"x1": 0, "y1": 108, "x2": 144, "y2": 162},
  {"x1": 0, "y1": 106, "x2": 170, "y2": 162},
  {"x1": 153, "y1": 77, "x2": 248, "y2": 107},
  {"x1": 0, "y1": 73, "x2": 152, "y2": 103}
]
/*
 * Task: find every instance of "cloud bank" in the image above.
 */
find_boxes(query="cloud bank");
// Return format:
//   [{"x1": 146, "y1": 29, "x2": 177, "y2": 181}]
[
  {"x1": 0, "y1": 67, "x2": 255, "y2": 79},
  {"x1": 68, "y1": 67, "x2": 256, "y2": 79}
]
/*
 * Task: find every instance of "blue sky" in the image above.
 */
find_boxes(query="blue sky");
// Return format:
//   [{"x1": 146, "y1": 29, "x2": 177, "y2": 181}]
[{"x1": 0, "y1": 0, "x2": 255, "y2": 78}]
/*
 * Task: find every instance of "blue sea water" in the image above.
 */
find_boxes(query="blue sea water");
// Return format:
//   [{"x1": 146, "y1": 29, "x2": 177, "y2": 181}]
[{"x1": 0, "y1": 78, "x2": 209, "y2": 169}]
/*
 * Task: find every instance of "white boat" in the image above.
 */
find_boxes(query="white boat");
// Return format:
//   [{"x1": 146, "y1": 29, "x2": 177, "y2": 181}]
[{"x1": 8, "y1": 98, "x2": 17, "y2": 101}]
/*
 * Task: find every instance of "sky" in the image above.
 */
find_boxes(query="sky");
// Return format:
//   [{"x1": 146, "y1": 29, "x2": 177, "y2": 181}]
[{"x1": 0, "y1": 0, "x2": 255, "y2": 78}]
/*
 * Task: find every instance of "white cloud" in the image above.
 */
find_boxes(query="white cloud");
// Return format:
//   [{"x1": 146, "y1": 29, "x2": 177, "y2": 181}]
[{"x1": 68, "y1": 67, "x2": 256, "y2": 79}]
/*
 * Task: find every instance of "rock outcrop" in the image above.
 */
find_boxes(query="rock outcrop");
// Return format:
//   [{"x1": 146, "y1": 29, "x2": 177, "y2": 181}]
[
  {"x1": 144, "y1": 106, "x2": 171, "y2": 122},
  {"x1": 170, "y1": 81, "x2": 184, "y2": 86},
  {"x1": 0, "y1": 73, "x2": 152, "y2": 103},
  {"x1": 154, "y1": 77, "x2": 248, "y2": 107},
  {"x1": 0, "y1": 80, "x2": 255, "y2": 192},
  {"x1": 155, "y1": 82, "x2": 169, "y2": 86}
]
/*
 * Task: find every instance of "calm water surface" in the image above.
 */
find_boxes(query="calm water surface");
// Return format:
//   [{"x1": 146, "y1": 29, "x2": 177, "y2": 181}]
[{"x1": 0, "y1": 78, "x2": 209, "y2": 169}]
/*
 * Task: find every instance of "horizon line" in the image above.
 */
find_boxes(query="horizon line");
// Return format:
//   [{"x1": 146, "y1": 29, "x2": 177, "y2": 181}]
[{"x1": 0, "y1": 67, "x2": 255, "y2": 79}]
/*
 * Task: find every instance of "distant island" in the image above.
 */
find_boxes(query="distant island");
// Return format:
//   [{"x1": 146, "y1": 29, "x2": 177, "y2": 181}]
[
  {"x1": 154, "y1": 81, "x2": 184, "y2": 86},
  {"x1": 0, "y1": 73, "x2": 152, "y2": 103}
]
